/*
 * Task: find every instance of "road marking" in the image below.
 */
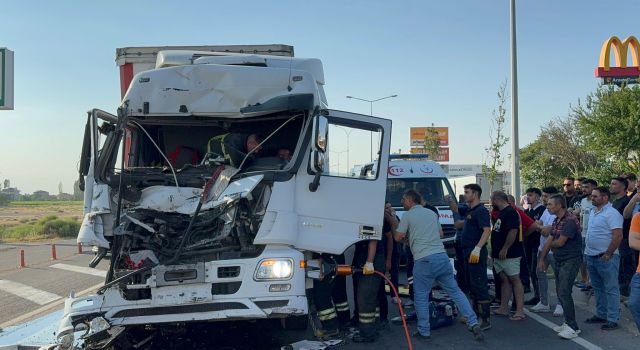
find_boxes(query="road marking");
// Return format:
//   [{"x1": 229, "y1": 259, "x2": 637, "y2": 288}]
[
  {"x1": 0, "y1": 281, "x2": 104, "y2": 329},
  {"x1": 0, "y1": 280, "x2": 62, "y2": 305},
  {"x1": 524, "y1": 309, "x2": 603, "y2": 350},
  {"x1": 50, "y1": 263, "x2": 107, "y2": 278}
]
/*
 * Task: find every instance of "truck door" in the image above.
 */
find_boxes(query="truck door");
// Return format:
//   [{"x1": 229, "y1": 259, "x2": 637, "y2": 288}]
[
  {"x1": 76, "y1": 109, "x2": 119, "y2": 248},
  {"x1": 293, "y1": 110, "x2": 391, "y2": 254}
]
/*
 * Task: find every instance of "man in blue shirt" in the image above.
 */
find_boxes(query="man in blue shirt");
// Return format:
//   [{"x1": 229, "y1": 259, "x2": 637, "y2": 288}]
[{"x1": 584, "y1": 186, "x2": 623, "y2": 330}]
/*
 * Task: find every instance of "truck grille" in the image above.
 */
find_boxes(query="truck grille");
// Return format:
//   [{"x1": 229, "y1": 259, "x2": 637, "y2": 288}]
[
  {"x1": 212, "y1": 282, "x2": 242, "y2": 295},
  {"x1": 218, "y1": 266, "x2": 241, "y2": 278}
]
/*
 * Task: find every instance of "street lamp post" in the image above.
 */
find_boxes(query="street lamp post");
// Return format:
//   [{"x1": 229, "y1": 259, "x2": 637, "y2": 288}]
[
  {"x1": 329, "y1": 150, "x2": 349, "y2": 174},
  {"x1": 346, "y1": 94, "x2": 397, "y2": 161},
  {"x1": 334, "y1": 126, "x2": 354, "y2": 172}
]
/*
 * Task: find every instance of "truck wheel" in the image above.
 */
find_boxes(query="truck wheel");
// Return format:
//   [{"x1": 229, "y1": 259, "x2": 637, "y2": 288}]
[{"x1": 281, "y1": 315, "x2": 308, "y2": 330}]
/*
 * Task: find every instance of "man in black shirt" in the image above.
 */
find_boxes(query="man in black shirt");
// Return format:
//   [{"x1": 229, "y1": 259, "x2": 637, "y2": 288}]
[
  {"x1": 490, "y1": 191, "x2": 526, "y2": 321},
  {"x1": 563, "y1": 177, "x2": 581, "y2": 212},
  {"x1": 450, "y1": 184, "x2": 492, "y2": 330},
  {"x1": 611, "y1": 176, "x2": 635, "y2": 297},
  {"x1": 524, "y1": 187, "x2": 546, "y2": 306}
]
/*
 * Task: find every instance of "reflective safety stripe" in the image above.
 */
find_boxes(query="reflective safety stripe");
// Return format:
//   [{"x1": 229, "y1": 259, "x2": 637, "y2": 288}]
[
  {"x1": 375, "y1": 307, "x2": 380, "y2": 318},
  {"x1": 359, "y1": 312, "x2": 376, "y2": 317},
  {"x1": 319, "y1": 310, "x2": 338, "y2": 321},
  {"x1": 318, "y1": 308, "x2": 337, "y2": 316},
  {"x1": 408, "y1": 276, "x2": 413, "y2": 284},
  {"x1": 335, "y1": 302, "x2": 349, "y2": 312},
  {"x1": 359, "y1": 317, "x2": 376, "y2": 324},
  {"x1": 207, "y1": 134, "x2": 231, "y2": 163}
]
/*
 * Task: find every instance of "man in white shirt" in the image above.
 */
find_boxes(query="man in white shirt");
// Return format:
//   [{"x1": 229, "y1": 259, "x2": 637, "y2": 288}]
[
  {"x1": 577, "y1": 179, "x2": 597, "y2": 290},
  {"x1": 531, "y1": 187, "x2": 562, "y2": 316},
  {"x1": 584, "y1": 187, "x2": 623, "y2": 331}
]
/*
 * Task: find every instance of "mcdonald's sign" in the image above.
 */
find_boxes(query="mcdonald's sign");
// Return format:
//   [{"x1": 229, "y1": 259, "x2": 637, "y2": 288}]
[{"x1": 595, "y1": 36, "x2": 640, "y2": 85}]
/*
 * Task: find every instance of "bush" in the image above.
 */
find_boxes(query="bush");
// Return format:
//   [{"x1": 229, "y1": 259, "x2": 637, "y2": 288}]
[
  {"x1": 0, "y1": 194, "x2": 10, "y2": 207},
  {"x1": 0, "y1": 216, "x2": 80, "y2": 241},
  {"x1": 43, "y1": 219, "x2": 81, "y2": 238}
]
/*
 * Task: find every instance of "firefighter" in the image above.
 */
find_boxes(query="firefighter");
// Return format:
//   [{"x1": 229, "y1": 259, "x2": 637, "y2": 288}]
[
  {"x1": 352, "y1": 237, "x2": 385, "y2": 342},
  {"x1": 206, "y1": 133, "x2": 262, "y2": 168},
  {"x1": 312, "y1": 254, "x2": 351, "y2": 339}
]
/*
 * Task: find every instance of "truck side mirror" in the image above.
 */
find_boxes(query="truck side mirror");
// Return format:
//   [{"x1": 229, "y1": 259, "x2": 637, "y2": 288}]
[
  {"x1": 311, "y1": 115, "x2": 328, "y2": 153},
  {"x1": 309, "y1": 150, "x2": 325, "y2": 192},
  {"x1": 311, "y1": 150, "x2": 325, "y2": 173}
]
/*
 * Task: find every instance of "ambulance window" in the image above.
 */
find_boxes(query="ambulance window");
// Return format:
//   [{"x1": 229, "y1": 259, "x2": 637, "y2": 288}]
[
  {"x1": 324, "y1": 123, "x2": 382, "y2": 180},
  {"x1": 386, "y1": 178, "x2": 455, "y2": 207}
]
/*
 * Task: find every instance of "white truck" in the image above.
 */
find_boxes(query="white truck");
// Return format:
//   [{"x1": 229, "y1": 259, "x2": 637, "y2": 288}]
[
  {"x1": 450, "y1": 172, "x2": 508, "y2": 203},
  {"x1": 358, "y1": 154, "x2": 457, "y2": 249},
  {"x1": 55, "y1": 45, "x2": 392, "y2": 349}
]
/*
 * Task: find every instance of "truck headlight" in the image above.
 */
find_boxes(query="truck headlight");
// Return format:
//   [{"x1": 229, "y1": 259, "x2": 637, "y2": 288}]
[{"x1": 254, "y1": 259, "x2": 293, "y2": 280}]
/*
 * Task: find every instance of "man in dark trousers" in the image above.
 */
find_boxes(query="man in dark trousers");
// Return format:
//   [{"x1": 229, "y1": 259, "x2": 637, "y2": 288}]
[
  {"x1": 352, "y1": 227, "x2": 385, "y2": 342},
  {"x1": 448, "y1": 184, "x2": 492, "y2": 330},
  {"x1": 610, "y1": 176, "x2": 635, "y2": 297},
  {"x1": 524, "y1": 187, "x2": 546, "y2": 306},
  {"x1": 538, "y1": 194, "x2": 583, "y2": 339},
  {"x1": 312, "y1": 253, "x2": 350, "y2": 339},
  {"x1": 206, "y1": 133, "x2": 262, "y2": 168}
]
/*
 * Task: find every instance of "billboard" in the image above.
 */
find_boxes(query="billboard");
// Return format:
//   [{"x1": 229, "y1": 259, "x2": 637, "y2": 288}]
[
  {"x1": 411, "y1": 146, "x2": 449, "y2": 162},
  {"x1": 410, "y1": 127, "x2": 448, "y2": 147},
  {"x1": 0, "y1": 48, "x2": 14, "y2": 110},
  {"x1": 410, "y1": 126, "x2": 449, "y2": 161},
  {"x1": 595, "y1": 36, "x2": 640, "y2": 85}
]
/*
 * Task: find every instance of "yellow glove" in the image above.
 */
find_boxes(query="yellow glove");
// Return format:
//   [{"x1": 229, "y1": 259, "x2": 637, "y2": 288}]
[
  {"x1": 362, "y1": 262, "x2": 375, "y2": 275},
  {"x1": 469, "y1": 247, "x2": 481, "y2": 264}
]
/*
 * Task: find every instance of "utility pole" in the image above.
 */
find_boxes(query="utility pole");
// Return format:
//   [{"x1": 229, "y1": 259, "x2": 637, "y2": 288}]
[{"x1": 510, "y1": 0, "x2": 521, "y2": 197}]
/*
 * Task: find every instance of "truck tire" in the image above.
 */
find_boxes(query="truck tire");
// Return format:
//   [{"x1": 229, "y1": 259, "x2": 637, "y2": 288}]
[{"x1": 281, "y1": 315, "x2": 308, "y2": 330}]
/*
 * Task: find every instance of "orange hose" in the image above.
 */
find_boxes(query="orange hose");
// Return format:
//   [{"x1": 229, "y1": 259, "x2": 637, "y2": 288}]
[{"x1": 374, "y1": 271, "x2": 414, "y2": 350}]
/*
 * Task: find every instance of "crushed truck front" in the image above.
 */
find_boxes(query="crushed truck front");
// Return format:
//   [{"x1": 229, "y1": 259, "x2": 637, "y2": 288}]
[{"x1": 55, "y1": 49, "x2": 391, "y2": 350}]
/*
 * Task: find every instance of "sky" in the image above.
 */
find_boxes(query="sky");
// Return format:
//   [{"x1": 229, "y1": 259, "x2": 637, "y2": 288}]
[{"x1": 1, "y1": 0, "x2": 638, "y2": 194}]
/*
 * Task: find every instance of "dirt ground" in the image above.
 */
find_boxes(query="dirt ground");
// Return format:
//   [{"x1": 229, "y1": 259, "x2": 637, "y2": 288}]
[{"x1": 0, "y1": 203, "x2": 83, "y2": 227}]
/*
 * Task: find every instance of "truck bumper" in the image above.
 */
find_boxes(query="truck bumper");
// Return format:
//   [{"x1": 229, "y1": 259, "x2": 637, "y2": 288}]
[{"x1": 55, "y1": 247, "x2": 307, "y2": 347}]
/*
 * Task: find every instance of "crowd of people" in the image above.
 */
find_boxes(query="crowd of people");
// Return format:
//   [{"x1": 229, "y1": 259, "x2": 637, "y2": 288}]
[{"x1": 313, "y1": 174, "x2": 640, "y2": 344}]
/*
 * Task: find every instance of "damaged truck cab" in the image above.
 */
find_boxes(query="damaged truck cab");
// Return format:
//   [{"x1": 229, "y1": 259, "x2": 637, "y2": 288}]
[{"x1": 56, "y1": 45, "x2": 391, "y2": 349}]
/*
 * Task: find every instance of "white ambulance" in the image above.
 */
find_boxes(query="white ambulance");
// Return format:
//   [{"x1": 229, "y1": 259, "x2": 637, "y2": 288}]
[{"x1": 359, "y1": 154, "x2": 457, "y2": 250}]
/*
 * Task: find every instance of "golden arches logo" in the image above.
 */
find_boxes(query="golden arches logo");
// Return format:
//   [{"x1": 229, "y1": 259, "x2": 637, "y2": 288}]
[{"x1": 599, "y1": 36, "x2": 640, "y2": 71}]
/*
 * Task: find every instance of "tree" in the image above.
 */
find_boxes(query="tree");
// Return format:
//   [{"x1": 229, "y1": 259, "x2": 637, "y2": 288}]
[
  {"x1": 423, "y1": 125, "x2": 441, "y2": 161},
  {"x1": 574, "y1": 85, "x2": 640, "y2": 174},
  {"x1": 520, "y1": 85, "x2": 635, "y2": 188},
  {"x1": 483, "y1": 82, "x2": 510, "y2": 193},
  {"x1": 73, "y1": 179, "x2": 84, "y2": 201},
  {"x1": 0, "y1": 193, "x2": 10, "y2": 207}
]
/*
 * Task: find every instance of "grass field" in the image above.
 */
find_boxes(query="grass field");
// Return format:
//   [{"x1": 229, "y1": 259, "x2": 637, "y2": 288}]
[
  {"x1": 0, "y1": 202, "x2": 83, "y2": 241},
  {"x1": 10, "y1": 201, "x2": 83, "y2": 206}
]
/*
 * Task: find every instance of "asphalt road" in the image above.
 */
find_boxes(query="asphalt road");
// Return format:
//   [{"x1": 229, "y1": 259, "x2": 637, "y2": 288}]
[
  {"x1": 0, "y1": 241, "x2": 638, "y2": 350},
  {"x1": 0, "y1": 239, "x2": 109, "y2": 329}
]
